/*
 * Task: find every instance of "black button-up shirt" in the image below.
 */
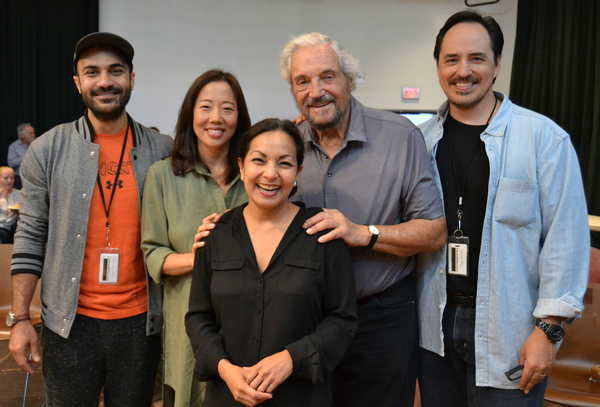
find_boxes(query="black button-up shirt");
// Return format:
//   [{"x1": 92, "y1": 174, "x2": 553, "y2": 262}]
[{"x1": 186, "y1": 203, "x2": 357, "y2": 406}]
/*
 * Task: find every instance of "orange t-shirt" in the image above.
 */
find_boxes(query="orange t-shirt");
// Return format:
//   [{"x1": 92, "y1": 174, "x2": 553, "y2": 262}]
[{"x1": 77, "y1": 127, "x2": 148, "y2": 319}]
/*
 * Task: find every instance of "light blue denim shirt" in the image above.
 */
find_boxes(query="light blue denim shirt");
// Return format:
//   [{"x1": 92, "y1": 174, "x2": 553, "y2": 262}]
[{"x1": 416, "y1": 92, "x2": 589, "y2": 389}]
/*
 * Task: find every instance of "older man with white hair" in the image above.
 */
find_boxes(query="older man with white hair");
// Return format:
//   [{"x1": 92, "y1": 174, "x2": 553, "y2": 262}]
[
  {"x1": 280, "y1": 33, "x2": 446, "y2": 407},
  {"x1": 7, "y1": 123, "x2": 35, "y2": 189}
]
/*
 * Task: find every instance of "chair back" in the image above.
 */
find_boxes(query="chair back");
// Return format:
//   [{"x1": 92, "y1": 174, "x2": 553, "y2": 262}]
[
  {"x1": 544, "y1": 283, "x2": 600, "y2": 406},
  {"x1": 590, "y1": 247, "x2": 600, "y2": 284}
]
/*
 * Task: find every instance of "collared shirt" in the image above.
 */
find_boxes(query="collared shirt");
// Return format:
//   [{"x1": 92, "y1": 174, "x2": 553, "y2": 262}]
[
  {"x1": 141, "y1": 158, "x2": 248, "y2": 405},
  {"x1": 295, "y1": 96, "x2": 443, "y2": 299},
  {"x1": 416, "y1": 92, "x2": 589, "y2": 389},
  {"x1": 7, "y1": 139, "x2": 28, "y2": 175},
  {"x1": 186, "y1": 204, "x2": 357, "y2": 406}
]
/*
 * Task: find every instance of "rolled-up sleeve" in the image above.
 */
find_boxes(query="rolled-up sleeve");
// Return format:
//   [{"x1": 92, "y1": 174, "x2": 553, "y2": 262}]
[{"x1": 534, "y1": 135, "x2": 589, "y2": 321}]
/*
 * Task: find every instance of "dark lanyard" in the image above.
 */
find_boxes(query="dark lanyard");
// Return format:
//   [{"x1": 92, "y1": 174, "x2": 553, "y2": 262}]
[
  {"x1": 95, "y1": 125, "x2": 130, "y2": 247},
  {"x1": 447, "y1": 97, "x2": 497, "y2": 238}
]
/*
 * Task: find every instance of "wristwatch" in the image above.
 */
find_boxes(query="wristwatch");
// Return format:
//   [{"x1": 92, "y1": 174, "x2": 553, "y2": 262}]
[
  {"x1": 365, "y1": 225, "x2": 379, "y2": 249},
  {"x1": 6, "y1": 311, "x2": 31, "y2": 328},
  {"x1": 535, "y1": 319, "x2": 564, "y2": 343}
]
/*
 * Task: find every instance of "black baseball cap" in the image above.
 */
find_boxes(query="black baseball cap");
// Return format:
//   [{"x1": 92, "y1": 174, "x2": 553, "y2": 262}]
[{"x1": 73, "y1": 32, "x2": 134, "y2": 73}]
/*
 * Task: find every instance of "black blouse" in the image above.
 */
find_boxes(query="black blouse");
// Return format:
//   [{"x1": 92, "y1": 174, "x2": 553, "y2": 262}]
[{"x1": 185, "y1": 203, "x2": 358, "y2": 406}]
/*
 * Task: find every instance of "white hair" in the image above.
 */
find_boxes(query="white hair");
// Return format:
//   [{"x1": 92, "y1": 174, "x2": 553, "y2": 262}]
[
  {"x1": 280, "y1": 33, "x2": 360, "y2": 91},
  {"x1": 17, "y1": 123, "x2": 32, "y2": 140}
]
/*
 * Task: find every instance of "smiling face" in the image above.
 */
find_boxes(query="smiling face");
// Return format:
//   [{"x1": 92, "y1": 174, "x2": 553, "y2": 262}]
[
  {"x1": 239, "y1": 130, "x2": 302, "y2": 212},
  {"x1": 73, "y1": 46, "x2": 134, "y2": 123},
  {"x1": 290, "y1": 44, "x2": 353, "y2": 132},
  {"x1": 193, "y1": 81, "x2": 238, "y2": 156},
  {"x1": 437, "y1": 22, "x2": 501, "y2": 112}
]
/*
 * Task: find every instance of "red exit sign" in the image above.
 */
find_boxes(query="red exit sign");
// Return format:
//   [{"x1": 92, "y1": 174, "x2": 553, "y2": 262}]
[{"x1": 402, "y1": 87, "x2": 420, "y2": 99}]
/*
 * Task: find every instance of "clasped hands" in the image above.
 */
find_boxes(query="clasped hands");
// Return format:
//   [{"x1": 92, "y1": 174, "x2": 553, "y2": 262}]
[{"x1": 218, "y1": 350, "x2": 293, "y2": 407}]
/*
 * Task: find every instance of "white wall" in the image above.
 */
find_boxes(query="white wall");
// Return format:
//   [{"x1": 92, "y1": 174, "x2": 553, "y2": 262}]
[{"x1": 100, "y1": 0, "x2": 518, "y2": 136}]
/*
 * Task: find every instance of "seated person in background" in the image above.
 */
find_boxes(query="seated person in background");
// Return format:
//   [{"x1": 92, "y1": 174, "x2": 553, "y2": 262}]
[
  {"x1": 0, "y1": 166, "x2": 21, "y2": 243},
  {"x1": 185, "y1": 118, "x2": 358, "y2": 407}
]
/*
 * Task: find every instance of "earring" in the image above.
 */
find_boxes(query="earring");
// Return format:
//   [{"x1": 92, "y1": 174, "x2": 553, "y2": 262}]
[
  {"x1": 240, "y1": 175, "x2": 244, "y2": 181},
  {"x1": 294, "y1": 181, "x2": 297, "y2": 187}
]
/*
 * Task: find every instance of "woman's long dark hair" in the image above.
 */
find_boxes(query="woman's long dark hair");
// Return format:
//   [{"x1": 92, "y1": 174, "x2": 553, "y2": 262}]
[{"x1": 171, "y1": 69, "x2": 251, "y2": 184}]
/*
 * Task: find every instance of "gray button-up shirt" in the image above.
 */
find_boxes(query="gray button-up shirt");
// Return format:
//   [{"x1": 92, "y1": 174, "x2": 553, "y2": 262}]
[{"x1": 296, "y1": 96, "x2": 443, "y2": 298}]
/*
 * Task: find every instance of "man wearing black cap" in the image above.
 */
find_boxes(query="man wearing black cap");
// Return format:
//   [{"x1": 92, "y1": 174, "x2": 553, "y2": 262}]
[{"x1": 8, "y1": 32, "x2": 172, "y2": 406}]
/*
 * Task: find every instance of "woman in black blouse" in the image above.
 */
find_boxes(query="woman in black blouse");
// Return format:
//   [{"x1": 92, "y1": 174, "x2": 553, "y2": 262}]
[{"x1": 185, "y1": 118, "x2": 357, "y2": 407}]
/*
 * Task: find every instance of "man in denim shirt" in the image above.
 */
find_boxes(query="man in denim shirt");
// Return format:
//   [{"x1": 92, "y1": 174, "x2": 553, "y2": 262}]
[{"x1": 416, "y1": 10, "x2": 589, "y2": 407}]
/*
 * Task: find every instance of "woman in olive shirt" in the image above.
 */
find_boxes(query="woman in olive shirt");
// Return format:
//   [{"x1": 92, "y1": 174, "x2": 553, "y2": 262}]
[
  {"x1": 186, "y1": 119, "x2": 357, "y2": 406},
  {"x1": 142, "y1": 70, "x2": 251, "y2": 407}
]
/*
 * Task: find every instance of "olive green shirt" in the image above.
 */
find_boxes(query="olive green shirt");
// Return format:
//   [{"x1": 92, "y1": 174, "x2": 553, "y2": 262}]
[{"x1": 141, "y1": 158, "x2": 247, "y2": 407}]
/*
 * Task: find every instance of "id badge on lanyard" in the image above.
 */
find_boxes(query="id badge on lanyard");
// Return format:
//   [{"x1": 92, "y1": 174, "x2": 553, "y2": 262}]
[
  {"x1": 444, "y1": 96, "x2": 496, "y2": 278},
  {"x1": 447, "y1": 206, "x2": 469, "y2": 277},
  {"x1": 447, "y1": 235, "x2": 469, "y2": 276},
  {"x1": 99, "y1": 247, "x2": 121, "y2": 284},
  {"x1": 95, "y1": 124, "x2": 129, "y2": 285}
]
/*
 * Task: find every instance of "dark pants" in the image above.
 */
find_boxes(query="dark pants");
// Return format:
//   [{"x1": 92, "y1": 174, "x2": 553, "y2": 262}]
[
  {"x1": 41, "y1": 313, "x2": 161, "y2": 407},
  {"x1": 14, "y1": 174, "x2": 22, "y2": 190},
  {"x1": 419, "y1": 304, "x2": 547, "y2": 407},
  {"x1": 0, "y1": 225, "x2": 15, "y2": 243},
  {"x1": 332, "y1": 276, "x2": 418, "y2": 407}
]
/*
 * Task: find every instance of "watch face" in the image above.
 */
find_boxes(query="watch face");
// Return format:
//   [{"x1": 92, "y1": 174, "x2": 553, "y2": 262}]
[
  {"x1": 6, "y1": 312, "x2": 14, "y2": 327},
  {"x1": 369, "y1": 225, "x2": 379, "y2": 235},
  {"x1": 538, "y1": 320, "x2": 564, "y2": 342},
  {"x1": 548, "y1": 325, "x2": 565, "y2": 342}
]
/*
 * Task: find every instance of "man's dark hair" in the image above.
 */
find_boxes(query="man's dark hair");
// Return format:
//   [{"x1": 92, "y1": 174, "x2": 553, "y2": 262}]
[{"x1": 433, "y1": 10, "x2": 504, "y2": 64}]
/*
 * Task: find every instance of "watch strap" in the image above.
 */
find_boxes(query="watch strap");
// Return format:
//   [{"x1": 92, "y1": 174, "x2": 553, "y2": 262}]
[
  {"x1": 8, "y1": 312, "x2": 31, "y2": 327},
  {"x1": 535, "y1": 319, "x2": 564, "y2": 343},
  {"x1": 365, "y1": 225, "x2": 378, "y2": 249},
  {"x1": 14, "y1": 314, "x2": 31, "y2": 323}
]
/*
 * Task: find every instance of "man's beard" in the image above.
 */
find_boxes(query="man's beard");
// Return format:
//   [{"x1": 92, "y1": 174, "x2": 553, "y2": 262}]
[
  {"x1": 302, "y1": 94, "x2": 347, "y2": 131},
  {"x1": 447, "y1": 75, "x2": 492, "y2": 110},
  {"x1": 82, "y1": 84, "x2": 131, "y2": 122}
]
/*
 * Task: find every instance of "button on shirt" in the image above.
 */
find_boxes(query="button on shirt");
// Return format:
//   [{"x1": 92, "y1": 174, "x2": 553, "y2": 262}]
[
  {"x1": 186, "y1": 204, "x2": 357, "y2": 406},
  {"x1": 295, "y1": 96, "x2": 444, "y2": 298},
  {"x1": 416, "y1": 92, "x2": 589, "y2": 388}
]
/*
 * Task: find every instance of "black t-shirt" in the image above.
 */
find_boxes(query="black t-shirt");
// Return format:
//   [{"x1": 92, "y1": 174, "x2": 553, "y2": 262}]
[{"x1": 435, "y1": 114, "x2": 490, "y2": 296}]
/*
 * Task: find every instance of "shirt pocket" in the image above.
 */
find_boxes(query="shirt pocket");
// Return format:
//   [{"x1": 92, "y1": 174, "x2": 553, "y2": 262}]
[
  {"x1": 279, "y1": 256, "x2": 320, "y2": 296},
  {"x1": 493, "y1": 178, "x2": 538, "y2": 227},
  {"x1": 211, "y1": 259, "x2": 245, "y2": 297}
]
